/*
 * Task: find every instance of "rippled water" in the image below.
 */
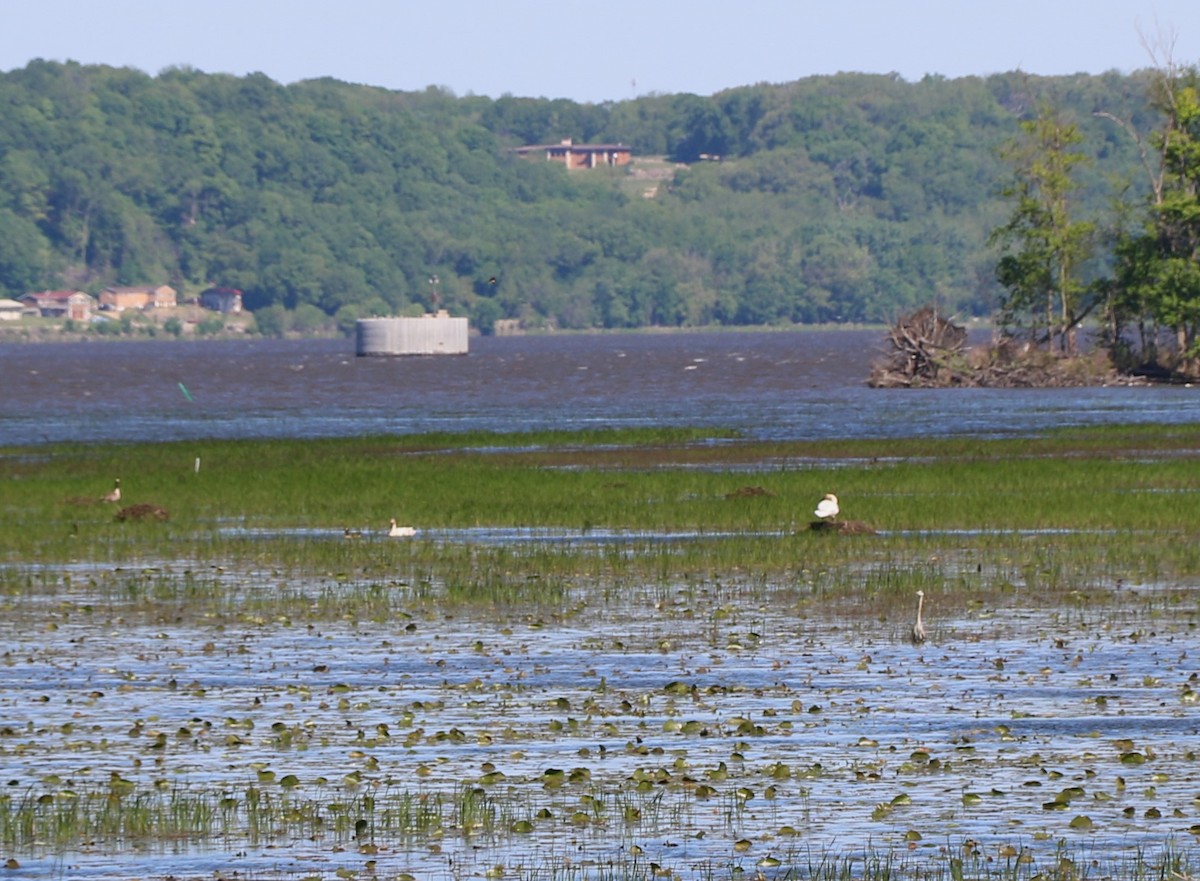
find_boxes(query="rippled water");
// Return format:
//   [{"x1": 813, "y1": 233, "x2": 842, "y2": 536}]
[
  {"x1": 3, "y1": 569, "x2": 1196, "y2": 881},
  {"x1": 2, "y1": 331, "x2": 1198, "y2": 445}
]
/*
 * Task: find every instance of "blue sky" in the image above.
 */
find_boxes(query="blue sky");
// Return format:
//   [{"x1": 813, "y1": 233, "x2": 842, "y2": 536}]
[{"x1": 1, "y1": 0, "x2": 1197, "y2": 103}]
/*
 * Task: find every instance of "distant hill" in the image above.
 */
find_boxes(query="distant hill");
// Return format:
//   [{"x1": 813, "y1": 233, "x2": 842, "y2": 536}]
[{"x1": 0, "y1": 61, "x2": 1161, "y2": 331}]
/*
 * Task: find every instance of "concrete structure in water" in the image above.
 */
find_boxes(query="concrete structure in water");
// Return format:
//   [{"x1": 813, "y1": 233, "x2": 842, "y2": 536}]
[{"x1": 356, "y1": 311, "x2": 469, "y2": 356}]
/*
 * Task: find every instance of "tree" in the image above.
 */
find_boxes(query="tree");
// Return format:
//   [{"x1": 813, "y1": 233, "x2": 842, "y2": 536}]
[
  {"x1": 0, "y1": 61, "x2": 1169, "y2": 332},
  {"x1": 1145, "y1": 68, "x2": 1200, "y2": 372},
  {"x1": 1100, "y1": 46, "x2": 1200, "y2": 374},
  {"x1": 668, "y1": 95, "x2": 733, "y2": 162},
  {"x1": 253, "y1": 304, "x2": 287, "y2": 338},
  {"x1": 0, "y1": 207, "x2": 48, "y2": 295},
  {"x1": 991, "y1": 101, "x2": 1096, "y2": 354},
  {"x1": 291, "y1": 303, "x2": 330, "y2": 334}
]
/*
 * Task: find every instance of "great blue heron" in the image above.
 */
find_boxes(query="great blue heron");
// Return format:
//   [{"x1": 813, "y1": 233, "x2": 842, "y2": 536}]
[
  {"x1": 388, "y1": 518, "x2": 416, "y2": 538},
  {"x1": 814, "y1": 493, "x2": 839, "y2": 520},
  {"x1": 101, "y1": 478, "x2": 121, "y2": 503},
  {"x1": 911, "y1": 590, "x2": 927, "y2": 644}
]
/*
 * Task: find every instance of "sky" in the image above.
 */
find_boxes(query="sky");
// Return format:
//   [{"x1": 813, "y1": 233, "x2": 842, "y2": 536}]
[{"x1": 1, "y1": 0, "x2": 1198, "y2": 104}]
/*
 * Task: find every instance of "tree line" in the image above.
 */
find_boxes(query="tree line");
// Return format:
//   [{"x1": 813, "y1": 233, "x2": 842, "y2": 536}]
[
  {"x1": 990, "y1": 52, "x2": 1200, "y2": 375},
  {"x1": 0, "y1": 58, "x2": 1184, "y2": 342}
]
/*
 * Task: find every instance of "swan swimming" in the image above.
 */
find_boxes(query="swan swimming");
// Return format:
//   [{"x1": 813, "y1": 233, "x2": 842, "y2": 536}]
[{"x1": 388, "y1": 518, "x2": 416, "y2": 538}]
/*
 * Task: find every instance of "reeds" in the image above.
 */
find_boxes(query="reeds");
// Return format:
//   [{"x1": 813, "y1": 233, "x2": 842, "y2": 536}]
[{"x1": 0, "y1": 783, "x2": 451, "y2": 850}]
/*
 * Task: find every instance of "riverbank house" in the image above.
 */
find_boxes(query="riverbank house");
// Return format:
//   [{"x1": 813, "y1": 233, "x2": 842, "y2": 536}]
[
  {"x1": 99, "y1": 285, "x2": 177, "y2": 312},
  {"x1": 19, "y1": 290, "x2": 96, "y2": 321}
]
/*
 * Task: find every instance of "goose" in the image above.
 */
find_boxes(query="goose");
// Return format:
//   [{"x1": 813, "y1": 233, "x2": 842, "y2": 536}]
[
  {"x1": 388, "y1": 518, "x2": 416, "y2": 538},
  {"x1": 814, "y1": 493, "x2": 839, "y2": 521},
  {"x1": 101, "y1": 478, "x2": 121, "y2": 503},
  {"x1": 911, "y1": 590, "x2": 927, "y2": 644}
]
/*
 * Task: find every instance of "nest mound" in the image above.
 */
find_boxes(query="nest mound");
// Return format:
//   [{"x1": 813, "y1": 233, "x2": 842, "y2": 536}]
[
  {"x1": 809, "y1": 519, "x2": 876, "y2": 535},
  {"x1": 115, "y1": 504, "x2": 170, "y2": 522},
  {"x1": 725, "y1": 485, "x2": 777, "y2": 499}
]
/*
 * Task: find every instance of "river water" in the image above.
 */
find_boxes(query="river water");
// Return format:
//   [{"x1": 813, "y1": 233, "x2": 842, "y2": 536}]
[{"x1": 1, "y1": 331, "x2": 1197, "y2": 446}]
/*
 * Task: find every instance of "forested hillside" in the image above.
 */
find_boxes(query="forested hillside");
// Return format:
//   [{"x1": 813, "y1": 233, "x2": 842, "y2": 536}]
[{"x1": 0, "y1": 60, "x2": 1164, "y2": 331}]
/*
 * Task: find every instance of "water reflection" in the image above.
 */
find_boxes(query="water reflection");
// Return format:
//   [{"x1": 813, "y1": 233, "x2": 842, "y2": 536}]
[
  {"x1": 219, "y1": 524, "x2": 1129, "y2": 546},
  {"x1": 221, "y1": 525, "x2": 785, "y2": 544}
]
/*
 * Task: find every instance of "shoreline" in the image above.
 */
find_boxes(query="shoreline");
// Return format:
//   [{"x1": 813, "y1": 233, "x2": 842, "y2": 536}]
[{"x1": 0, "y1": 318, "x2": 963, "y2": 346}]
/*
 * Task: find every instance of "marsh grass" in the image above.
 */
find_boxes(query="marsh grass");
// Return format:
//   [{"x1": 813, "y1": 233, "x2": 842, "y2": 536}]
[
  {"x1": 0, "y1": 783, "x2": 454, "y2": 851},
  {"x1": 3, "y1": 774, "x2": 1193, "y2": 881},
  {"x1": 511, "y1": 841, "x2": 1196, "y2": 881},
  {"x1": 788, "y1": 841, "x2": 1196, "y2": 881},
  {"x1": 4, "y1": 423, "x2": 1200, "y2": 625},
  {"x1": 0, "y1": 786, "x2": 220, "y2": 849},
  {"x1": 9, "y1": 425, "x2": 1198, "y2": 542}
]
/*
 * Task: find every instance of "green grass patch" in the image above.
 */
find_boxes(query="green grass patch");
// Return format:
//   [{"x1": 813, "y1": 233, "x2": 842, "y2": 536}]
[{"x1": 2, "y1": 423, "x2": 1200, "y2": 619}]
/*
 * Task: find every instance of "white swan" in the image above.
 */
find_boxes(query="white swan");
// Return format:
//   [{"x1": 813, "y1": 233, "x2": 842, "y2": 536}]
[
  {"x1": 388, "y1": 517, "x2": 416, "y2": 538},
  {"x1": 814, "y1": 493, "x2": 839, "y2": 520}
]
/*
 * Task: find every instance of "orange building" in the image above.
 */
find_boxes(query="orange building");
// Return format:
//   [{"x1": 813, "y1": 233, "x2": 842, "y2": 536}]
[{"x1": 99, "y1": 285, "x2": 177, "y2": 311}]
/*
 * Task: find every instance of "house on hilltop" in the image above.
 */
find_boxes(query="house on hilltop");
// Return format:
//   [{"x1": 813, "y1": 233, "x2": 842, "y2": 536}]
[
  {"x1": 99, "y1": 284, "x2": 177, "y2": 312},
  {"x1": 20, "y1": 290, "x2": 95, "y2": 321},
  {"x1": 199, "y1": 287, "x2": 243, "y2": 314},
  {"x1": 512, "y1": 138, "x2": 632, "y2": 169}
]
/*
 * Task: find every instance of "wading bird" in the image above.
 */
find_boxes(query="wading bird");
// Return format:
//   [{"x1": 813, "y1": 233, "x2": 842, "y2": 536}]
[
  {"x1": 911, "y1": 590, "x2": 927, "y2": 644},
  {"x1": 814, "y1": 493, "x2": 839, "y2": 521},
  {"x1": 388, "y1": 518, "x2": 416, "y2": 538},
  {"x1": 101, "y1": 478, "x2": 121, "y2": 503}
]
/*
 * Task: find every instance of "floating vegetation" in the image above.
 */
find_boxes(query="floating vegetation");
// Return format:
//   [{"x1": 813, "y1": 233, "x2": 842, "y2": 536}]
[{"x1": 0, "y1": 426, "x2": 1198, "y2": 878}]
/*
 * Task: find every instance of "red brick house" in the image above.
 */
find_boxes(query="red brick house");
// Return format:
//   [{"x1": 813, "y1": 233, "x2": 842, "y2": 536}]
[
  {"x1": 513, "y1": 139, "x2": 632, "y2": 169},
  {"x1": 20, "y1": 290, "x2": 96, "y2": 321}
]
